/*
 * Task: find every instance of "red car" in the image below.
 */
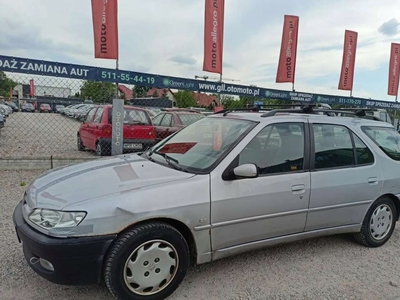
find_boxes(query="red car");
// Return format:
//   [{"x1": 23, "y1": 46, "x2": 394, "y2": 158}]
[
  {"x1": 152, "y1": 108, "x2": 204, "y2": 141},
  {"x1": 77, "y1": 105, "x2": 156, "y2": 156},
  {"x1": 39, "y1": 103, "x2": 52, "y2": 113}
]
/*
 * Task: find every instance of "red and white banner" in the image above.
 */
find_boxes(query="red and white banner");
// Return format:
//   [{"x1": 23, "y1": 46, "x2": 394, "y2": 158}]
[
  {"x1": 203, "y1": 0, "x2": 225, "y2": 74},
  {"x1": 29, "y1": 79, "x2": 35, "y2": 97},
  {"x1": 388, "y1": 43, "x2": 400, "y2": 96},
  {"x1": 338, "y1": 30, "x2": 358, "y2": 91},
  {"x1": 91, "y1": 0, "x2": 119, "y2": 59},
  {"x1": 276, "y1": 15, "x2": 299, "y2": 83}
]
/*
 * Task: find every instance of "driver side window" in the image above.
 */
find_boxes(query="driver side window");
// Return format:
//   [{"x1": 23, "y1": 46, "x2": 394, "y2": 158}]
[{"x1": 238, "y1": 123, "x2": 305, "y2": 175}]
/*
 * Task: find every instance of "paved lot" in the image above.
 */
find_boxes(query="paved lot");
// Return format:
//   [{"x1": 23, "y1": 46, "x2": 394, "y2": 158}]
[
  {"x1": 2, "y1": 170, "x2": 400, "y2": 300},
  {"x1": 0, "y1": 112, "x2": 95, "y2": 159}
]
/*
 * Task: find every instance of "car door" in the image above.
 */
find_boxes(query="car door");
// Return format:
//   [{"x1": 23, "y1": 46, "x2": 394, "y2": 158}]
[
  {"x1": 210, "y1": 120, "x2": 311, "y2": 252},
  {"x1": 90, "y1": 107, "x2": 105, "y2": 149},
  {"x1": 80, "y1": 107, "x2": 97, "y2": 149},
  {"x1": 152, "y1": 113, "x2": 165, "y2": 141},
  {"x1": 157, "y1": 113, "x2": 174, "y2": 140},
  {"x1": 304, "y1": 121, "x2": 383, "y2": 231}
]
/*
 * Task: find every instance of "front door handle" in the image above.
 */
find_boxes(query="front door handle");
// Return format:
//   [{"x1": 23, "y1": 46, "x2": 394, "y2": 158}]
[
  {"x1": 291, "y1": 184, "x2": 305, "y2": 194},
  {"x1": 368, "y1": 177, "x2": 378, "y2": 184}
]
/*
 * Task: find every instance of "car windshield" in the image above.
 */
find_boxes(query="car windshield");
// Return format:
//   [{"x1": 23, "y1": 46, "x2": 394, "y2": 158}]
[
  {"x1": 23, "y1": 103, "x2": 34, "y2": 108},
  {"x1": 41, "y1": 104, "x2": 50, "y2": 107},
  {"x1": 362, "y1": 126, "x2": 400, "y2": 161},
  {"x1": 177, "y1": 113, "x2": 204, "y2": 126},
  {"x1": 109, "y1": 108, "x2": 151, "y2": 125},
  {"x1": 146, "y1": 117, "x2": 257, "y2": 173}
]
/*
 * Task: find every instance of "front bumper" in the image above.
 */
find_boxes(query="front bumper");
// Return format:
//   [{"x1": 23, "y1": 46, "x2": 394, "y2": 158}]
[{"x1": 12, "y1": 201, "x2": 116, "y2": 285}]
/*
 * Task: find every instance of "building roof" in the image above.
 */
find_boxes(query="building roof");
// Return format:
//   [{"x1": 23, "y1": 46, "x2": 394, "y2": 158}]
[
  {"x1": 147, "y1": 88, "x2": 173, "y2": 97},
  {"x1": 118, "y1": 84, "x2": 133, "y2": 100},
  {"x1": 192, "y1": 92, "x2": 218, "y2": 107}
]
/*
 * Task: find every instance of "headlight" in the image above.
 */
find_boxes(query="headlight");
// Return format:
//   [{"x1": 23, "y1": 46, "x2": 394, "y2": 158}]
[{"x1": 28, "y1": 209, "x2": 86, "y2": 229}]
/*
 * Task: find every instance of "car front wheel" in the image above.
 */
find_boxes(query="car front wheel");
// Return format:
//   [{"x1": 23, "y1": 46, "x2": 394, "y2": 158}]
[
  {"x1": 104, "y1": 222, "x2": 190, "y2": 300},
  {"x1": 354, "y1": 196, "x2": 397, "y2": 247}
]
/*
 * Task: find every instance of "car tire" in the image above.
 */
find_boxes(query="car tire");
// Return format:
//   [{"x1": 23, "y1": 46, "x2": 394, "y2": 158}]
[
  {"x1": 77, "y1": 135, "x2": 85, "y2": 151},
  {"x1": 96, "y1": 142, "x2": 105, "y2": 156},
  {"x1": 354, "y1": 196, "x2": 397, "y2": 247},
  {"x1": 104, "y1": 222, "x2": 190, "y2": 300}
]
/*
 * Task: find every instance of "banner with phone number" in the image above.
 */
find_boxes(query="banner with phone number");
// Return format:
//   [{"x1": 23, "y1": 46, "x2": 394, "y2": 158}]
[{"x1": 1, "y1": 55, "x2": 400, "y2": 110}]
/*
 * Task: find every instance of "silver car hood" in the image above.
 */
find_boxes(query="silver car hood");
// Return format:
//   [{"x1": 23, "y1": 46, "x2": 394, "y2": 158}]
[{"x1": 25, "y1": 154, "x2": 195, "y2": 210}]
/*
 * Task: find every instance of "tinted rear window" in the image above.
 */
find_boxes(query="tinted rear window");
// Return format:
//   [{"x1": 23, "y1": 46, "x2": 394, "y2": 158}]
[
  {"x1": 177, "y1": 113, "x2": 204, "y2": 126},
  {"x1": 108, "y1": 108, "x2": 151, "y2": 125}
]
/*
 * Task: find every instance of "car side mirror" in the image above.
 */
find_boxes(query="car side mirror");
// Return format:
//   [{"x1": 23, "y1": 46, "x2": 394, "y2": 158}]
[{"x1": 232, "y1": 164, "x2": 259, "y2": 179}]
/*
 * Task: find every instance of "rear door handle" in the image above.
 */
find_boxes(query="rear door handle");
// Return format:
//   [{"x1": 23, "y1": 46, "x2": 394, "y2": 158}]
[
  {"x1": 291, "y1": 184, "x2": 305, "y2": 193},
  {"x1": 368, "y1": 177, "x2": 378, "y2": 184}
]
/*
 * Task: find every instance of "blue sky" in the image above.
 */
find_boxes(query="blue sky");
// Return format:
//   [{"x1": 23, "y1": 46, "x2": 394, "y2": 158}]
[{"x1": 0, "y1": 0, "x2": 400, "y2": 101}]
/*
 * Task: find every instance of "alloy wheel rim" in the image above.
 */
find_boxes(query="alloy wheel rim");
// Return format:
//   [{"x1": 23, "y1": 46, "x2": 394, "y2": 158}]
[
  {"x1": 370, "y1": 204, "x2": 393, "y2": 241},
  {"x1": 123, "y1": 240, "x2": 179, "y2": 296}
]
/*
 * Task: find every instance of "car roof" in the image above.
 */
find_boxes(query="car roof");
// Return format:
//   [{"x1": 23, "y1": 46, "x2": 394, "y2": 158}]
[{"x1": 208, "y1": 111, "x2": 394, "y2": 128}]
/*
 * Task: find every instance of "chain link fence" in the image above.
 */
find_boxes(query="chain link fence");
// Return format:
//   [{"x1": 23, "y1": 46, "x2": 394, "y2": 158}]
[{"x1": 0, "y1": 72, "x2": 211, "y2": 161}]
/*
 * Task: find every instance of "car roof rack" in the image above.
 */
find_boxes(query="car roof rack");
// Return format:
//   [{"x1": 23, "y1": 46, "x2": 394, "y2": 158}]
[
  {"x1": 215, "y1": 104, "x2": 317, "y2": 116},
  {"x1": 214, "y1": 106, "x2": 264, "y2": 116},
  {"x1": 260, "y1": 106, "x2": 384, "y2": 121}
]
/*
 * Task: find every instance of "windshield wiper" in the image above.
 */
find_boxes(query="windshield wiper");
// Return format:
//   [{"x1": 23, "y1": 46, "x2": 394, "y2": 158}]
[{"x1": 152, "y1": 151, "x2": 188, "y2": 172}]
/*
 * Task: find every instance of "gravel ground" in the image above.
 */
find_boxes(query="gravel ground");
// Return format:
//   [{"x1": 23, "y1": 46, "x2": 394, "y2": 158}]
[
  {"x1": 2, "y1": 170, "x2": 400, "y2": 300},
  {"x1": 0, "y1": 112, "x2": 95, "y2": 158}
]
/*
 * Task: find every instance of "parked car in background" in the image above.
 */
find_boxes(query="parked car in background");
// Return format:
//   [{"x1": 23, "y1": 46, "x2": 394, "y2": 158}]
[
  {"x1": 152, "y1": 108, "x2": 205, "y2": 141},
  {"x1": 0, "y1": 114, "x2": 4, "y2": 128},
  {"x1": 74, "y1": 105, "x2": 95, "y2": 121},
  {"x1": 66, "y1": 104, "x2": 88, "y2": 117},
  {"x1": 0, "y1": 104, "x2": 11, "y2": 117},
  {"x1": 77, "y1": 105, "x2": 157, "y2": 156},
  {"x1": 39, "y1": 103, "x2": 52, "y2": 113},
  {"x1": 4, "y1": 101, "x2": 19, "y2": 112},
  {"x1": 21, "y1": 103, "x2": 35, "y2": 113},
  {"x1": 54, "y1": 105, "x2": 65, "y2": 113},
  {"x1": 59, "y1": 104, "x2": 76, "y2": 115}
]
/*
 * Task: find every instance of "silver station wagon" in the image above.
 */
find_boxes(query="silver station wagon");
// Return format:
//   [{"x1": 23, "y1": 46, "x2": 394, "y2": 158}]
[{"x1": 13, "y1": 106, "x2": 400, "y2": 300}]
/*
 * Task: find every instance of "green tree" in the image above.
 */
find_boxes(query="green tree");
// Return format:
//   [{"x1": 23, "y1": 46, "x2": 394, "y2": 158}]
[
  {"x1": 133, "y1": 85, "x2": 150, "y2": 98},
  {"x1": 0, "y1": 71, "x2": 18, "y2": 97},
  {"x1": 80, "y1": 81, "x2": 116, "y2": 103},
  {"x1": 174, "y1": 90, "x2": 196, "y2": 108}
]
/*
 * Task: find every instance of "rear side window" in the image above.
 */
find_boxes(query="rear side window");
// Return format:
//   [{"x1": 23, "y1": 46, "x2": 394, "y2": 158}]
[
  {"x1": 85, "y1": 108, "x2": 97, "y2": 123},
  {"x1": 352, "y1": 133, "x2": 374, "y2": 165},
  {"x1": 313, "y1": 124, "x2": 354, "y2": 169},
  {"x1": 93, "y1": 107, "x2": 104, "y2": 123},
  {"x1": 108, "y1": 108, "x2": 151, "y2": 125},
  {"x1": 362, "y1": 126, "x2": 400, "y2": 161},
  {"x1": 177, "y1": 113, "x2": 204, "y2": 126}
]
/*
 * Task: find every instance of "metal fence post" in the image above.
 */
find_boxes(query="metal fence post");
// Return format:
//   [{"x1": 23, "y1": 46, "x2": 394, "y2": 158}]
[{"x1": 111, "y1": 98, "x2": 124, "y2": 156}]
